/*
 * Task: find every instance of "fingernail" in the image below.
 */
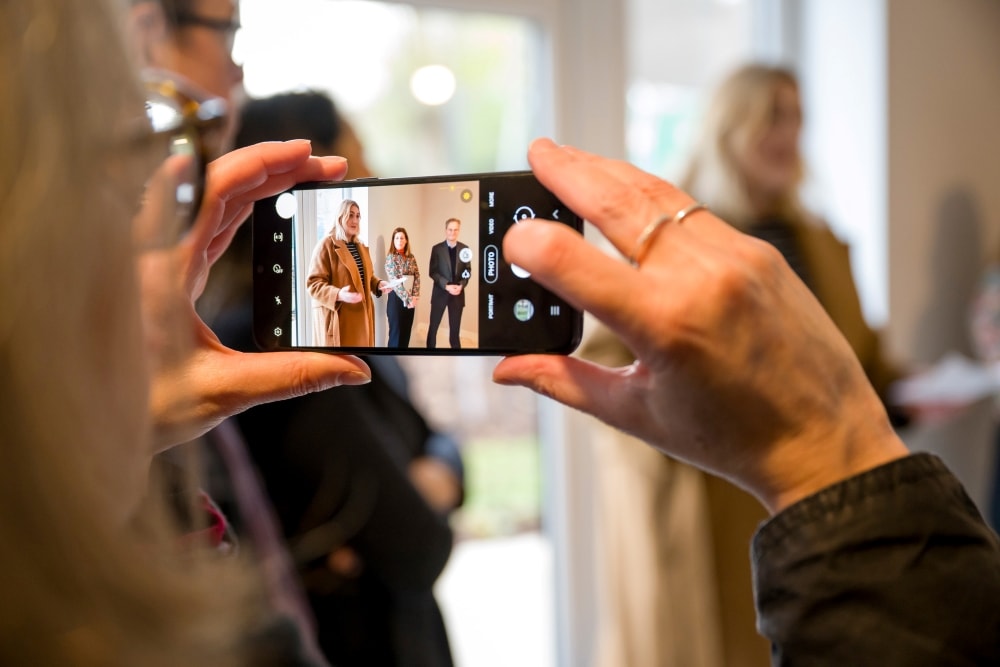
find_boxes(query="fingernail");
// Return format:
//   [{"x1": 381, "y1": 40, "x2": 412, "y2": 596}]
[
  {"x1": 340, "y1": 371, "x2": 371, "y2": 386},
  {"x1": 287, "y1": 139, "x2": 312, "y2": 147}
]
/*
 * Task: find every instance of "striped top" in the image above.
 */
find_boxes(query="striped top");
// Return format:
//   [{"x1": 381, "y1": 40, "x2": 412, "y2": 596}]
[{"x1": 346, "y1": 241, "x2": 365, "y2": 287}]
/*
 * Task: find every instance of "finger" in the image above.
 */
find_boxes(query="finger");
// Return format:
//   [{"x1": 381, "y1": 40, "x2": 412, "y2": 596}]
[
  {"x1": 210, "y1": 155, "x2": 347, "y2": 241},
  {"x1": 214, "y1": 350, "x2": 372, "y2": 413},
  {"x1": 527, "y1": 138, "x2": 695, "y2": 258},
  {"x1": 221, "y1": 153, "x2": 348, "y2": 216},
  {"x1": 502, "y1": 218, "x2": 648, "y2": 344},
  {"x1": 204, "y1": 202, "x2": 253, "y2": 266},
  {"x1": 493, "y1": 355, "x2": 651, "y2": 440},
  {"x1": 151, "y1": 347, "x2": 373, "y2": 448},
  {"x1": 192, "y1": 143, "x2": 348, "y2": 252},
  {"x1": 207, "y1": 140, "x2": 339, "y2": 203}
]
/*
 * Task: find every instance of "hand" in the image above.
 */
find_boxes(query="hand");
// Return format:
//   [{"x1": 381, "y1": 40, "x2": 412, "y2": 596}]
[
  {"x1": 326, "y1": 546, "x2": 364, "y2": 579},
  {"x1": 338, "y1": 286, "x2": 363, "y2": 303},
  {"x1": 407, "y1": 296, "x2": 419, "y2": 309},
  {"x1": 139, "y1": 140, "x2": 372, "y2": 451},
  {"x1": 446, "y1": 284, "x2": 462, "y2": 296},
  {"x1": 409, "y1": 457, "x2": 462, "y2": 513},
  {"x1": 378, "y1": 280, "x2": 394, "y2": 294},
  {"x1": 492, "y1": 139, "x2": 909, "y2": 514}
]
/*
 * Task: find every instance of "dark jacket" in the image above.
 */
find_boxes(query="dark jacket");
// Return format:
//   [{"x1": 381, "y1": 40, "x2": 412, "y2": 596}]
[
  {"x1": 213, "y1": 304, "x2": 460, "y2": 667},
  {"x1": 427, "y1": 240, "x2": 471, "y2": 307},
  {"x1": 753, "y1": 453, "x2": 1000, "y2": 666}
]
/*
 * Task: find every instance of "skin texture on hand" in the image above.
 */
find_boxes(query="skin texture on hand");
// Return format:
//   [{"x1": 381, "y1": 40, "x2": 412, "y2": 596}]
[
  {"x1": 493, "y1": 139, "x2": 909, "y2": 514},
  {"x1": 139, "y1": 140, "x2": 372, "y2": 451}
]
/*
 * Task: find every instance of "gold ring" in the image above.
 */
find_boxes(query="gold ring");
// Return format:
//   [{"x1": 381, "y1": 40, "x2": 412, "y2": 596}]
[{"x1": 629, "y1": 202, "x2": 708, "y2": 267}]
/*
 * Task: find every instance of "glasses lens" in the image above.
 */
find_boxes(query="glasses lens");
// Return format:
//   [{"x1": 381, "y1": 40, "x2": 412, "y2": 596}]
[
  {"x1": 143, "y1": 93, "x2": 202, "y2": 232},
  {"x1": 167, "y1": 129, "x2": 201, "y2": 227},
  {"x1": 137, "y1": 73, "x2": 228, "y2": 247}
]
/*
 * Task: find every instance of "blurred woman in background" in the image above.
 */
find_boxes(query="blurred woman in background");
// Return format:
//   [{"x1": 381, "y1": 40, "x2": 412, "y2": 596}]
[
  {"x1": 581, "y1": 63, "x2": 912, "y2": 667},
  {"x1": 679, "y1": 62, "x2": 910, "y2": 665},
  {"x1": 681, "y1": 64, "x2": 905, "y2": 409}
]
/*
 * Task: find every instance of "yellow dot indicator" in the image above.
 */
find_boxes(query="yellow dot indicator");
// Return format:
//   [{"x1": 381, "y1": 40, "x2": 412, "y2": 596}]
[{"x1": 461, "y1": 189, "x2": 473, "y2": 203}]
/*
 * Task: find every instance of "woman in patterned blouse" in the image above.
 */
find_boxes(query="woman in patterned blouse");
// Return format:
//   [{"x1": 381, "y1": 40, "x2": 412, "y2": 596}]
[{"x1": 384, "y1": 227, "x2": 421, "y2": 348}]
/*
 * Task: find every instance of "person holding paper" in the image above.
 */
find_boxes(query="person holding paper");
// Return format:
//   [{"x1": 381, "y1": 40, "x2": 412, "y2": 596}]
[
  {"x1": 576, "y1": 63, "x2": 917, "y2": 666},
  {"x1": 970, "y1": 262, "x2": 1000, "y2": 531},
  {"x1": 385, "y1": 227, "x2": 421, "y2": 348}
]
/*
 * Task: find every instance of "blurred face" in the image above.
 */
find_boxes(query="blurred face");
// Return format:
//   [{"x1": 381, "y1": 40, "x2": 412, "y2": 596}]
[
  {"x1": 169, "y1": 0, "x2": 243, "y2": 104},
  {"x1": 445, "y1": 221, "x2": 460, "y2": 244},
  {"x1": 344, "y1": 205, "x2": 361, "y2": 238},
  {"x1": 734, "y1": 80, "x2": 802, "y2": 199},
  {"x1": 393, "y1": 231, "x2": 408, "y2": 252}
]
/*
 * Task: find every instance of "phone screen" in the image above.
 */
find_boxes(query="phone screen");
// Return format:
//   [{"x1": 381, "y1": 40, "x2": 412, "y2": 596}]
[{"x1": 252, "y1": 171, "x2": 583, "y2": 355}]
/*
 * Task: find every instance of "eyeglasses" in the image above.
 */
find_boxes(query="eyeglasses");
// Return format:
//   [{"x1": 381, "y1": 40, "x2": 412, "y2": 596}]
[
  {"x1": 174, "y1": 12, "x2": 241, "y2": 53},
  {"x1": 140, "y1": 71, "x2": 227, "y2": 243}
]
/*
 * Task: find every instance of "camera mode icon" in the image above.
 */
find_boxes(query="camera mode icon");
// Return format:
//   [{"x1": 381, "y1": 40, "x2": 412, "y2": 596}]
[{"x1": 513, "y1": 206, "x2": 535, "y2": 222}]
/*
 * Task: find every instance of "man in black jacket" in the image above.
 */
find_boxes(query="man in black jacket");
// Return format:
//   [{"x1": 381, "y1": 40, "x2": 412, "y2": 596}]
[{"x1": 426, "y1": 218, "x2": 472, "y2": 349}]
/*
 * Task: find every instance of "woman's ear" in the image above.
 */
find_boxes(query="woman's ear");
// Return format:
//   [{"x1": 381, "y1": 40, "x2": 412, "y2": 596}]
[{"x1": 126, "y1": 1, "x2": 170, "y2": 69}]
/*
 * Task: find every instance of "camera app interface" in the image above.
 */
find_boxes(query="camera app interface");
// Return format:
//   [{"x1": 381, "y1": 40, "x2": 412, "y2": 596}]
[{"x1": 254, "y1": 173, "x2": 580, "y2": 353}]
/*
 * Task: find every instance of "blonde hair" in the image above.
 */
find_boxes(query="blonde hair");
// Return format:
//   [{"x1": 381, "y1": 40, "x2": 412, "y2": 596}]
[
  {"x1": 333, "y1": 198, "x2": 361, "y2": 243},
  {"x1": 679, "y1": 63, "x2": 806, "y2": 229},
  {"x1": 0, "y1": 1, "x2": 260, "y2": 664}
]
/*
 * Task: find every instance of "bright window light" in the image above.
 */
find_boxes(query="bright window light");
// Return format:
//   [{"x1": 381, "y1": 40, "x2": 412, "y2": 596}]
[{"x1": 409, "y1": 64, "x2": 457, "y2": 106}]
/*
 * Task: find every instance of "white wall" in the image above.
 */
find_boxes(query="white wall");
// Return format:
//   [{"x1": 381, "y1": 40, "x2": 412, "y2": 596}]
[
  {"x1": 797, "y1": 0, "x2": 888, "y2": 327},
  {"x1": 885, "y1": 0, "x2": 1000, "y2": 508},
  {"x1": 792, "y1": 0, "x2": 1000, "y2": 511}
]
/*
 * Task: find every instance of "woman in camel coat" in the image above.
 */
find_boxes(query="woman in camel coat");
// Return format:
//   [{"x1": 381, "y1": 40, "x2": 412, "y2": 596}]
[{"x1": 307, "y1": 199, "x2": 391, "y2": 346}]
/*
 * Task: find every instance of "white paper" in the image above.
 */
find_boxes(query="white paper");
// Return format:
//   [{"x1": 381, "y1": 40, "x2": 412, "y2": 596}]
[
  {"x1": 889, "y1": 352, "x2": 1000, "y2": 406},
  {"x1": 385, "y1": 276, "x2": 407, "y2": 288}
]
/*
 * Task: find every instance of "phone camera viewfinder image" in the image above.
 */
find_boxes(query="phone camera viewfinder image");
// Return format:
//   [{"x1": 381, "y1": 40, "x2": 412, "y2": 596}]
[{"x1": 252, "y1": 171, "x2": 583, "y2": 355}]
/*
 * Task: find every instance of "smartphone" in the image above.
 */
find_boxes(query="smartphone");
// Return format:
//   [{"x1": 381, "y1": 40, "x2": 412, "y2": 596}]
[{"x1": 252, "y1": 171, "x2": 583, "y2": 355}]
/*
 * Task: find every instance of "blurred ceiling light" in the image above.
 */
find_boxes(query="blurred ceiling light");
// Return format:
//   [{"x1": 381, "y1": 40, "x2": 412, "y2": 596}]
[{"x1": 410, "y1": 64, "x2": 457, "y2": 106}]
